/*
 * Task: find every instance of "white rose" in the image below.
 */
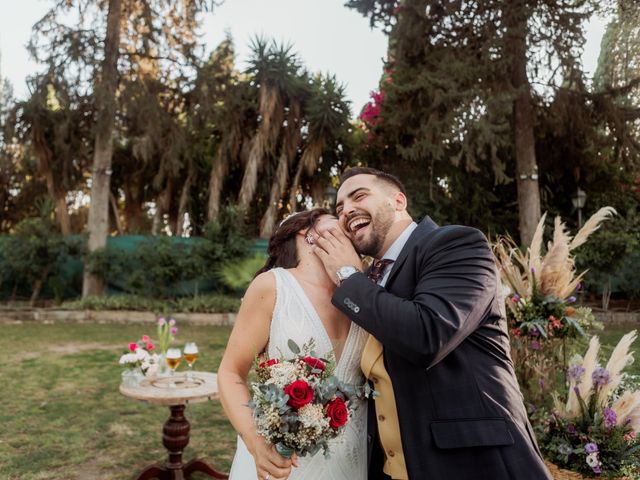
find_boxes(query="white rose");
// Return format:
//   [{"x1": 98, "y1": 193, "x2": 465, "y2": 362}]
[{"x1": 586, "y1": 453, "x2": 599, "y2": 468}]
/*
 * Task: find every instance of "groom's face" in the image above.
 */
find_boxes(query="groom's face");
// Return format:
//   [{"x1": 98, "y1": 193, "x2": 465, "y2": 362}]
[{"x1": 335, "y1": 174, "x2": 395, "y2": 258}]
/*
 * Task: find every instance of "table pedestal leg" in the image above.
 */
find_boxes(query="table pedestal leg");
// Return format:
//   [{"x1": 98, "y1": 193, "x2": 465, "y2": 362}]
[{"x1": 135, "y1": 404, "x2": 228, "y2": 480}]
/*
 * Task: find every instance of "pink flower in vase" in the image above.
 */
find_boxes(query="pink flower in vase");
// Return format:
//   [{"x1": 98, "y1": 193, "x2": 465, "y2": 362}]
[
  {"x1": 142, "y1": 335, "x2": 150, "y2": 342},
  {"x1": 129, "y1": 343, "x2": 138, "y2": 352},
  {"x1": 171, "y1": 326, "x2": 178, "y2": 335}
]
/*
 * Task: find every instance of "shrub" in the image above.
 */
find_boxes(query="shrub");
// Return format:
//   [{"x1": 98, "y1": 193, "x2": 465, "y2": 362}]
[
  {"x1": 64, "y1": 293, "x2": 240, "y2": 313},
  {"x1": 0, "y1": 217, "x2": 83, "y2": 304}
]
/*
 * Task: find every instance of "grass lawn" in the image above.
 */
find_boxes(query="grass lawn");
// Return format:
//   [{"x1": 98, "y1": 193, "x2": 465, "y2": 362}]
[
  {"x1": 0, "y1": 321, "x2": 638, "y2": 480},
  {"x1": 0, "y1": 323, "x2": 236, "y2": 480}
]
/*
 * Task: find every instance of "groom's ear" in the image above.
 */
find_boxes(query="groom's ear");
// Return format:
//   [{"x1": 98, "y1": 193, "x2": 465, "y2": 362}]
[{"x1": 394, "y1": 191, "x2": 408, "y2": 212}]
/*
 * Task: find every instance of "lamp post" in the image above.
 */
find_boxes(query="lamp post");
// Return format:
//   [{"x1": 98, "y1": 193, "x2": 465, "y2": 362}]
[
  {"x1": 323, "y1": 185, "x2": 337, "y2": 211},
  {"x1": 571, "y1": 187, "x2": 587, "y2": 229}
]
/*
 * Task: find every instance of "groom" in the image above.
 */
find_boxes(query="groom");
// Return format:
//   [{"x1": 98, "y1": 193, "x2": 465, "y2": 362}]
[{"x1": 313, "y1": 167, "x2": 551, "y2": 480}]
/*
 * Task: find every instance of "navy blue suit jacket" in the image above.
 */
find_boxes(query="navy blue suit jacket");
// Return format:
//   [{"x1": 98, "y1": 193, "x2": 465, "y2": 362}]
[{"x1": 332, "y1": 217, "x2": 551, "y2": 480}]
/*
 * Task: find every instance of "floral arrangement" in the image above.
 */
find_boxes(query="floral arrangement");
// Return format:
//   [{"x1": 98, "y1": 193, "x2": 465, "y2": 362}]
[
  {"x1": 119, "y1": 334, "x2": 160, "y2": 377},
  {"x1": 541, "y1": 331, "x2": 640, "y2": 478},
  {"x1": 493, "y1": 208, "x2": 615, "y2": 401},
  {"x1": 157, "y1": 316, "x2": 178, "y2": 354},
  {"x1": 494, "y1": 207, "x2": 615, "y2": 346},
  {"x1": 248, "y1": 339, "x2": 374, "y2": 458}
]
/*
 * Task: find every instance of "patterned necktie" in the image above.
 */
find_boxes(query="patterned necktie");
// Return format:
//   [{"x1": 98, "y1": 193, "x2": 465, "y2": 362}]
[{"x1": 367, "y1": 259, "x2": 394, "y2": 284}]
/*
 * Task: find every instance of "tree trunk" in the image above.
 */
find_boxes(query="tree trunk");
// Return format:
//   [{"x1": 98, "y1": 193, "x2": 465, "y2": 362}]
[
  {"x1": 32, "y1": 123, "x2": 71, "y2": 235},
  {"x1": 82, "y1": 0, "x2": 121, "y2": 297},
  {"x1": 206, "y1": 146, "x2": 227, "y2": 221},
  {"x1": 237, "y1": 87, "x2": 283, "y2": 211},
  {"x1": 260, "y1": 104, "x2": 301, "y2": 238},
  {"x1": 288, "y1": 139, "x2": 324, "y2": 212},
  {"x1": 152, "y1": 179, "x2": 173, "y2": 235},
  {"x1": 505, "y1": 2, "x2": 541, "y2": 247},
  {"x1": 109, "y1": 191, "x2": 123, "y2": 235},
  {"x1": 259, "y1": 150, "x2": 289, "y2": 238},
  {"x1": 176, "y1": 161, "x2": 194, "y2": 236},
  {"x1": 123, "y1": 177, "x2": 144, "y2": 233}
]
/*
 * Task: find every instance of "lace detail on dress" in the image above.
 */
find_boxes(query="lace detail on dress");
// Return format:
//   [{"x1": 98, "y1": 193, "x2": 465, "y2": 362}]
[{"x1": 229, "y1": 267, "x2": 369, "y2": 480}]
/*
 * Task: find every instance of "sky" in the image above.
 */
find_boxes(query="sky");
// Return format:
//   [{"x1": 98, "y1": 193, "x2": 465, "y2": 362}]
[{"x1": 0, "y1": 0, "x2": 609, "y2": 114}]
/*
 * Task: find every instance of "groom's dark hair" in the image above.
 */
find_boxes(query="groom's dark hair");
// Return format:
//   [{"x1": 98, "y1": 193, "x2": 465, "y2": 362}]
[{"x1": 339, "y1": 166, "x2": 406, "y2": 195}]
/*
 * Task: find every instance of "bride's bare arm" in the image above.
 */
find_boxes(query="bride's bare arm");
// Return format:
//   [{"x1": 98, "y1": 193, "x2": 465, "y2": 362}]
[{"x1": 218, "y1": 271, "x2": 295, "y2": 479}]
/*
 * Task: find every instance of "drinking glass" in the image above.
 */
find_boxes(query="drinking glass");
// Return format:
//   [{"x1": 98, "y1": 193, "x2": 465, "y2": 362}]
[
  {"x1": 184, "y1": 342, "x2": 199, "y2": 380},
  {"x1": 166, "y1": 348, "x2": 182, "y2": 386}
]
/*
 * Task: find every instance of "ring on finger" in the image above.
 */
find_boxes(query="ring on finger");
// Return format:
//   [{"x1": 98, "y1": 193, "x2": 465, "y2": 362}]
[{"x1": 264, "y1": 474, "x2": 271, "y2": 480}]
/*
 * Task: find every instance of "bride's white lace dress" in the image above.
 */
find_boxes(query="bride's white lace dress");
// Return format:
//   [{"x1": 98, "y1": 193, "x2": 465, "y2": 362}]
[{"x1": 228, "y1": 267, "x2": 369, "y2": 480}]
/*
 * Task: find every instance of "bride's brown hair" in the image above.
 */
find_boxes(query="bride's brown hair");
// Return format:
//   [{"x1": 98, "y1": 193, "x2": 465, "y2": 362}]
[{"x1": 255, "y1": 208, "x2": 330, "y2": 276}]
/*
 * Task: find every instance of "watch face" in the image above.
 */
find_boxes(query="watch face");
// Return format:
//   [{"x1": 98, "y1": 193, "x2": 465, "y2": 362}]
[{"x1": 338, "y1": 266, "x2": 356, "y2": 279}]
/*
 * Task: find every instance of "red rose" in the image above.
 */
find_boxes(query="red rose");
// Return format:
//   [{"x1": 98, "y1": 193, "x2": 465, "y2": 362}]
[
  {"x1": 284, "y1": 380, "x2": 314, "y2": 410},
  {"x1": 326, "y1": 397, "x2": 349, "y2": 429},
  {"x1": 129, "y1": 343, "x2": 138, "y2": 352},
  {"x1": 303, "y1": 356, "x2": 325, "y2": 372},
  {"x1": 146, "y1": 342, "x2": 154, "y2": 350},
  {"x1": 259, "y1": 358, "x2": 279, "y2": 368}
]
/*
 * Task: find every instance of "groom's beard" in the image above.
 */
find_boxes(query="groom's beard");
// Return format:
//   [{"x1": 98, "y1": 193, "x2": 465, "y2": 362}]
[{"x1": 351, "y1": 208, "x2": 393, "y2": 258}]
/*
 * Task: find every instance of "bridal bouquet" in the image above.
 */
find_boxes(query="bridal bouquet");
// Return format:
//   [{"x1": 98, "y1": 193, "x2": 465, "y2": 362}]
[
  {"x1": 541, "y1": 331, "x2": 640, "y2": 478},
  {"x1": 248, "y1": 339, "x2": 373, "y2": 459}
]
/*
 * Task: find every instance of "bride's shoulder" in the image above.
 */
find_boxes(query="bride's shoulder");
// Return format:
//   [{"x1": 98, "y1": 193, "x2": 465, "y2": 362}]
[{"x1": 242, "y1": 270, "x2": 277, "y2": 305}]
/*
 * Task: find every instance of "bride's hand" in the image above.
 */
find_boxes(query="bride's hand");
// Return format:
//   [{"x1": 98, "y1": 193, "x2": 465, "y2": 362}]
[{"x1": 248, "y1": 435, "x2": 294, "y2": 480}]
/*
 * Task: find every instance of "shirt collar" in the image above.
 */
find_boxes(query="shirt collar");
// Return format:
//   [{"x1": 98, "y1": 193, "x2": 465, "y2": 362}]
[{"x1": 379, "y1": 221, "x2": 417, "y2": 262}]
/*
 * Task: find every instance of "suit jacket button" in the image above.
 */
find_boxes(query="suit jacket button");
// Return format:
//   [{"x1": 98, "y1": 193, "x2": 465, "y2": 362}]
[
  {"x1": 378, "y1": 414, "x2": 385, "y2": 421},
  {"x1": 354, "y1": 306, "x2": 360, "y2": 313},
  {"x1": 388, "y1": 450, "x2": 395, "y2": 458}
]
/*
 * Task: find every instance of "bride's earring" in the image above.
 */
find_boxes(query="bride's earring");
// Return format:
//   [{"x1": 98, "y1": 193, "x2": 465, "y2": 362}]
[{"x1": 305, "y1": 233, "x2": 315, "y2": 245}]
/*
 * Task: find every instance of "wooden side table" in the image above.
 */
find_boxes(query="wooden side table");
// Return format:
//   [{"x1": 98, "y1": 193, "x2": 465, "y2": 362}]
[{"x1": 120, "y1": 372, "x2": 229, "y2": 480}]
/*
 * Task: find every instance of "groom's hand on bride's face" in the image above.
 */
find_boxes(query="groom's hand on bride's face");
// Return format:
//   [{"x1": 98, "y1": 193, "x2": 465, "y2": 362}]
[{"x1": 313, "y1": 227, "x2": 362, "y2": 283}]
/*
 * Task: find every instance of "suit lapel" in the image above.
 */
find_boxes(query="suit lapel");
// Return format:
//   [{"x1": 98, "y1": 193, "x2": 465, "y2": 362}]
[{"x1": 385, "y1": 216, "x2": 439, "y2": 288}]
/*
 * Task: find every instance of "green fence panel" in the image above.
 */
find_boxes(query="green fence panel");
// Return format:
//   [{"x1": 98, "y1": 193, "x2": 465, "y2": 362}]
[{"x1": 0, "y1": 235, "x2": 268, "y2": 301}]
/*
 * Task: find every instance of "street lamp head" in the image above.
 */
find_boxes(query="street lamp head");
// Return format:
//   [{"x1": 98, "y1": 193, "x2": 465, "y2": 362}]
[
  {"x1": 572, "y1": 187, "x2": 587, "y2": 209},
  {"x1": 323, "y1": 185, "x2": 337, "y2": 210}
]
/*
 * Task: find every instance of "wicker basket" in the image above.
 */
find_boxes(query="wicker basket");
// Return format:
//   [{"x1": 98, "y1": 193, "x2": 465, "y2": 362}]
[{"x1": 544, "y1": 460, "x2": 630, "y2": 480}]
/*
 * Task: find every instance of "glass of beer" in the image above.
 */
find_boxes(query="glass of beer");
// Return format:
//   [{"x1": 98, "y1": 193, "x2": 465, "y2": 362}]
[
  {"x1": 166, "y1": 348, "x2": 182, "y2": 380},
  {"x1": 184, "y1": 342, "x2": 199, "y2": 380}
]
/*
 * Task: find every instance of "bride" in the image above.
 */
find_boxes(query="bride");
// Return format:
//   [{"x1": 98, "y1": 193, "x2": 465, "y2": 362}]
[{"x1": 218, "y1": 208, "x2": 369, "y2": 480}]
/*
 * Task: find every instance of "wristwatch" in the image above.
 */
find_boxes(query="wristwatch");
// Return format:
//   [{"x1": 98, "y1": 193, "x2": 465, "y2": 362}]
[{"x1": 336, "y1": 266, "x2": 360, "y2": 285}]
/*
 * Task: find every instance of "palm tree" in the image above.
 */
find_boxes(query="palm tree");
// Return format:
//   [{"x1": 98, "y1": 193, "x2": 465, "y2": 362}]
[
  {"x1": 289, "y1": 74, "x2": 351, "y2": 211},
  {"x1": 237, "y1": 38, "x2": 302, "y2": 212}
]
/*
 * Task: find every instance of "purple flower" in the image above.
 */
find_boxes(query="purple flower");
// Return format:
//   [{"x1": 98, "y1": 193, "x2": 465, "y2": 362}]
[
  {"x1": 576, "y1": 283, "x2": 582, "y2": 291},
  {"x1": 603, "y1": 407, "x2": 617, "y2": 429},
  {"x1": 585, "y1": 442, "x2": 598, "y2": 454},
  {"x1": 566, "y1": 423, "x2": 577, "y2": 434},
  {"x1": 567, "y1": 364, "x2": 586, "y2": 383},
  {"x1": 158, "y1": 317, "x2": 166, "y2": 326},
  {"x1": 538, "y1": 377, "x2": 545, "y2": 389},
  {"x1": 530, "y1": 340, "x2": 541, "y2": 350},
  {"x1": 592, "y1": 367, "x2": 611, "y2": 387},
  {"x1": 531, "y1": 327, "x2": 541, "y2": 337},
  {"x1": 170, "y1": 326, "x2": 178, "y2": 335},
  {"x1": 592, "y1": 465, "x2": 602, "y2": 474},
  {"x1": 567, "y1": 296, "x2": 577, "y2": 303}
]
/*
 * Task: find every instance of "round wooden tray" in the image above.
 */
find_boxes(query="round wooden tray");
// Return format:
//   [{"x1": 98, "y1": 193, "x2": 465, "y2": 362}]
[{"x1": 120, "y1": 371, "x2": 219, "y2": 406}]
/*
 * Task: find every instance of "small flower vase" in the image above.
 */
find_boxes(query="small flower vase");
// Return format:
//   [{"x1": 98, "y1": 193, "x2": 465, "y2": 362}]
[
  {"x1": 156, "y1": 353, "x2": 170, "y2": 377},
  {"x1": 121, "y1": 368, "x2": 144, "y2": 388}
]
